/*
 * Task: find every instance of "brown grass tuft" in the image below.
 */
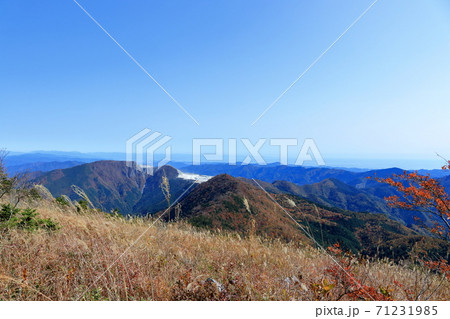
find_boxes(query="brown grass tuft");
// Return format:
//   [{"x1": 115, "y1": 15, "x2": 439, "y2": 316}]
[{"x1": 0, "y1": 198, "x2": 448, "y2": 300}]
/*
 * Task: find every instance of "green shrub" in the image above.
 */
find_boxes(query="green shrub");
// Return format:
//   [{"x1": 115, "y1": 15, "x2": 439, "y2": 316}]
[
  {"x1": 0, "y1": 204, "x2": 59, "y2": 232},
  {"x1": 189, "y1": 215, "x2": 213, "y2": 228},
  {"x1": 55, "y1": 196, "x2": 69, "y2": 206},
  {"x1": 27, "y1": 188, "x2": 42, "y2": 200},
  {"x1": 108, "y1": 208, "x2": 123, "y2": 219},
  {"x1": 76, "y1": 200, "x2": 89, "y2": 212}
]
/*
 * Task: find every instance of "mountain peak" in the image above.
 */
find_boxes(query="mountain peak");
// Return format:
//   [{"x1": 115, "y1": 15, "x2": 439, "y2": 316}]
[{"x1": 154, "y1": 165, "x2": 179, "y2": 179}]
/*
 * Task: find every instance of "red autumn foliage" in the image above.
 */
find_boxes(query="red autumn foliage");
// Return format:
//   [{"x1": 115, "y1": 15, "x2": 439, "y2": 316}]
[
  {"x1": 373, "y1": 170, "x2": 450, "y2": 241},
  {"x1": 324, "y1": 243, "x2": 392, "y2": 301},
  {"x1": 373, "y1": 161, "x2": 450, "y2": 288},
  {"x1": 442, "y1": 161, "x2": 450, "y2": 170},
  {"x1": 423, "y1": 259, "x2": 450, "y2": 281}
]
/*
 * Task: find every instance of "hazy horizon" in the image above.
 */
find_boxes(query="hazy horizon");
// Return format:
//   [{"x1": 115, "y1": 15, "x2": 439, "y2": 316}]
[
  {"x1": 1, "y1": 0, "x2": 450, "y2": 162},
  {"x1": 5, "y1": 149, "x2": 449, "y2": 170}
]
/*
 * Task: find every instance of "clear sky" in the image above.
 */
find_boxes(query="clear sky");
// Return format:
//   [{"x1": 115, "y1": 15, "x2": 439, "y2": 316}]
[{"x1": 1, "y1": 0, "x2": 449, "y2": 167}]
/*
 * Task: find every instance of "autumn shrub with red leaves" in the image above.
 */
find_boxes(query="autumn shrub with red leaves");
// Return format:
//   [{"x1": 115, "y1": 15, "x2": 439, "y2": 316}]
[
  {"x1": 372, "y1": 161, "x2": 450, "y2": 295},
  {"x1": 374, "y1": 170, "x2": 450, "y2": 241},
  {"x1": 320, "y1": 243, "x2": 392, "y2": 301},
  {"x1": 443, "y1": 161, "x2": 450, "y2": 171},
  {"x1": 423, "y1": 259, "x2": 450, "y2": 281}
]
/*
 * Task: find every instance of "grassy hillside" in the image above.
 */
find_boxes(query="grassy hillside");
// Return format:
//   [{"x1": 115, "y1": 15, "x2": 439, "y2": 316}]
[{"x1": 0, "y1": 197, "x2": 448, "y2": 301}]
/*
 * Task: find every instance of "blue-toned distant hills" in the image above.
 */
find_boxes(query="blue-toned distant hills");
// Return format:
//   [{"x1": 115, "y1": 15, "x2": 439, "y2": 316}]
[{"x1": 5, "y1": 152, "x2": 450, "y2": 234}]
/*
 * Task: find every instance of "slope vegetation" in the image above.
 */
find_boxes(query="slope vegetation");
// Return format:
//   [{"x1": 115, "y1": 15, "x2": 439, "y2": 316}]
[
  {"x1": 0, "y1": 197, "x2": 448, "y2": 301},
  {"x1": 171, "y1": 175, "x2": 449, "y2": 259},
  {"x1": 34, "y1": 161, "x2": 146, "y2": 214}
]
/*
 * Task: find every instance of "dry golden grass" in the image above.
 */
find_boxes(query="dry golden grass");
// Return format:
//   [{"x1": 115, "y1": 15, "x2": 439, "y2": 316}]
[{"x1": 0, "y1": 198, "x2": 448, "y2": 301}]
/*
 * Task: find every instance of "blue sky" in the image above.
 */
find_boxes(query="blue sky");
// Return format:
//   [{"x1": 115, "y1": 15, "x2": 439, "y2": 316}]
[{"x1": 1, "y1": 0, "x2": 449, "y2": 168}]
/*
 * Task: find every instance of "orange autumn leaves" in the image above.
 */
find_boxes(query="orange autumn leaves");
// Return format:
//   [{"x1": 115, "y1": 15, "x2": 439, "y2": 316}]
[
  {"x1": 323, "y1": 243, "x2": 393, "y2": 301},
  {"x1": 443, "y1": 161, "x2": 450, "y2": 170},
  {"x1": 374, "y1": 167, "x2": 450, "y2": 241}
]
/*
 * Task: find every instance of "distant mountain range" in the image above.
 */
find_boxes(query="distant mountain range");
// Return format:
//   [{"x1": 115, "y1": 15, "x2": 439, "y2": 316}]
[
  {"x1": 7, "y1": 161, "x2": 86, "y2": 176},
  {"x1": 30, "y1": 160, "x2": 450, "y2": 259},
  {"x1": 4, "y1": 152, "x2": 190, "y2": 175},
  {"x1": 4, "y1": 153, "x2": 100, "y2": 177},
  {"x1": 4, "y1": 152, "x2": 100, "y2": 167},
  {"x1": 181, "y1": 164, "x2": 450, "y2": 185},
  {"x1": 6, "y1": 152, "x2": 450, "y2": 178},
  {"x1": 182, "y1": 164, "x2": 449, "y2": 228},
  {"x1": 32, "y1": 160, "x2": 449, "y2": 227}
]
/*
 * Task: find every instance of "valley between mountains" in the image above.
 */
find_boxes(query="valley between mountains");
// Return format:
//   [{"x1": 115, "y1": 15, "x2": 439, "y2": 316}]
[{"x1": 32, "y1": 160, "x2": 450, "y2": 260}]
